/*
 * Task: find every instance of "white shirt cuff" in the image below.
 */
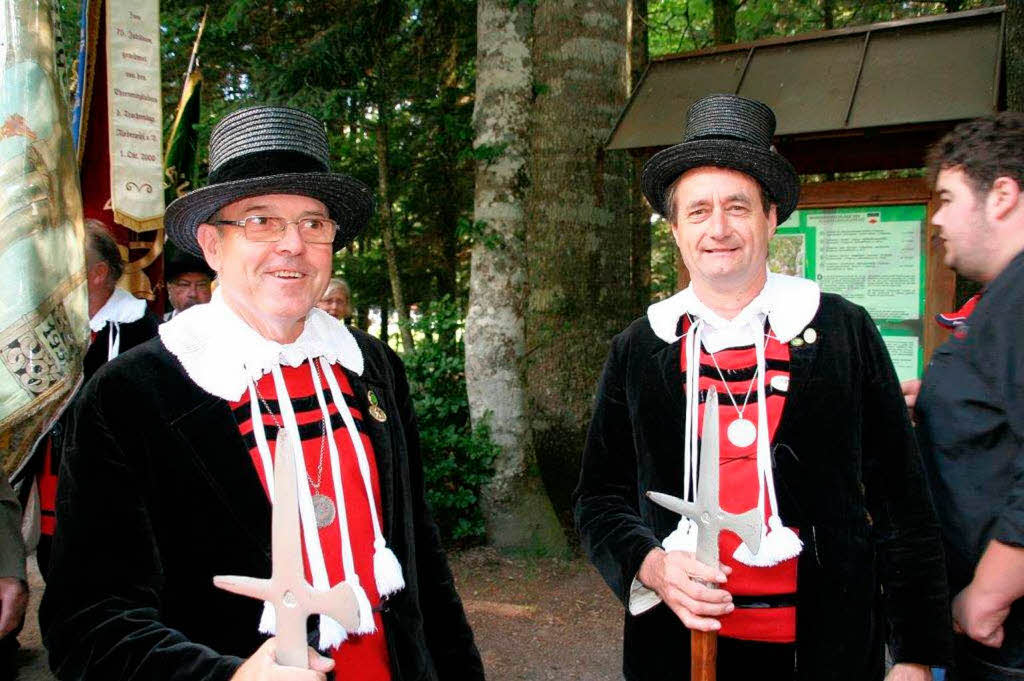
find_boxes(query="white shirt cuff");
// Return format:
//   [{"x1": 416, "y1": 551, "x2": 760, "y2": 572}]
[{"x1": 628, "y1": 575, "x2": 663, "y2": 615}]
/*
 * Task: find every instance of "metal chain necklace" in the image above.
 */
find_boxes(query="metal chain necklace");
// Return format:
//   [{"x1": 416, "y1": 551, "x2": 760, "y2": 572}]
[
  {"x1": 253, "y1": 380, "x2": 337, "y2": 529},
  {"x1": 706, "y1": 346, "x2": 759, "y2": 448}
]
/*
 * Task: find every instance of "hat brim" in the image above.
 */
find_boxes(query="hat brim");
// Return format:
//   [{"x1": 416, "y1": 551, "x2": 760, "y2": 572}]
[
  {"x1": 164, "y1": 172, "x2": 374, "y2": 257},
  {"x1": 641, "y1": 140, "x2": 800, "y2": 223}
]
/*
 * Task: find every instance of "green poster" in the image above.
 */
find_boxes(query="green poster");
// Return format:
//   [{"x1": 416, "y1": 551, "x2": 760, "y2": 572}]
[{"x1": 772, "y1": 205, "x2": 927, "y2": 381}]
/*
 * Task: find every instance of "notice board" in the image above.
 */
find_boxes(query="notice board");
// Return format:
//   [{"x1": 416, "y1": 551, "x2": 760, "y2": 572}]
[{"x1": 771, "y1": 205, "x2": 927, "y2": 381}]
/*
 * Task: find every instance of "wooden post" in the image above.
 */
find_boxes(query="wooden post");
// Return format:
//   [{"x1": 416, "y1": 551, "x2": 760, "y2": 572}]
[{"x1": 691, "y1": 630, "x2": 718, "y2": 681}]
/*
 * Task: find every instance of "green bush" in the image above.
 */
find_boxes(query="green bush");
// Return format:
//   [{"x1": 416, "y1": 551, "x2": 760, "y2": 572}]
[{"x1": 403, "y1": 296, "x2": 497, "y2": 546}]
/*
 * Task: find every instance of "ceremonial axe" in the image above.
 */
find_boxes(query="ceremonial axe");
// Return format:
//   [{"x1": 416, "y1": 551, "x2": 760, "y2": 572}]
[
  {"x1": 647, "y1": 388, "x2": 762, "y2": 681},
  {"x1": 215, "y1": 431, "x2": 361, "y2": 668}
]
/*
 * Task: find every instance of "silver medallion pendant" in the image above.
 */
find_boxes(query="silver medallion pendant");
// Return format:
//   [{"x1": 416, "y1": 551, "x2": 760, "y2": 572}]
[
  {"x1": 311, "y1": 494, "x2": 337, "y2": 529},
  {"x1": 727, "y1": 417, "x2": 757, "y2": 448}
]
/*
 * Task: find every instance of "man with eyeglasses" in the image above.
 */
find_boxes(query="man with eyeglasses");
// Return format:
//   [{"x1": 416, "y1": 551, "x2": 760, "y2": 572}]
[
  {"x1": 41, "y1": 106, "x2": 484, "y2": 681},
  {"x1": 163, "y1": 250, "x2": 215, "y2": 321}
]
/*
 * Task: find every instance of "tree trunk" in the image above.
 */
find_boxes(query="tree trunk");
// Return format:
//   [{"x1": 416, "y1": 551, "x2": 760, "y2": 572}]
[
  {"x1": 375, "y1": 108, "x2": 416, "y2": 353},
  {"x1": 466, "y1": 0, "x2": 567, "y2": 552},
  {"x1": 712, "y1": 0, "x2": 736, "y2": 45},
  {"x1": 526, "y1": 0, "x2": 633, "y2": 527},
  {"x1": 1007, "y1": 0, "x2": 1024, "y2": 112},
  {"x1": 630, "y1": 0, "x2": 651, "y2": 313},
  {"x1": 379, "y1": 299, "x2": 390, "y2": 342},
  {"x1": 821, "y1": 0, "x2": 835, "y2": 30}
]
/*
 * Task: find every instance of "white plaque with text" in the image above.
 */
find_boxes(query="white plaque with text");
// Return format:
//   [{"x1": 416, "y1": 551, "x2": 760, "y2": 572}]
[{"x1": 106, "y1": 0, "x2": 163, "y2": 231}]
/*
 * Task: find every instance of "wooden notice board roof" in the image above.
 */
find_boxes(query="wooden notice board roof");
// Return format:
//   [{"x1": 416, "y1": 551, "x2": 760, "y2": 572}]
[{"x1": 608, "y1": 6, "x2": 1005, "y2": 173}]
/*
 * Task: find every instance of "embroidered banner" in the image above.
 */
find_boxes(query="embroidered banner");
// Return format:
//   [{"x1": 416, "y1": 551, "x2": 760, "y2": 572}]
[
  {"x1": 106, "y1": 0, "x2": 163, "y2": 233},
  {"x1": 0, "y1": 0, "x2": 90, "y2": 479}
]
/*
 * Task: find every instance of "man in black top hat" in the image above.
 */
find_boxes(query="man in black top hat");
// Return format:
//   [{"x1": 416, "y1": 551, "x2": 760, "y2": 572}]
[
  {"x1": 163, "y1": 248, "x2": 215, "y2": 321},
  {"x1": 41, "y1": 106, "x2": 483, "y2": 681},
  {"x1": 573, "y1": 94, "x2": 952, "y2": 680}
]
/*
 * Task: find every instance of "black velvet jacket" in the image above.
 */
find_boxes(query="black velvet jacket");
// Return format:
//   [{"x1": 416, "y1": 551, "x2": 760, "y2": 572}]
[
  {"x1": 40, "y1": 329, "x2": 484, "y2": 681},
  {"x1": 574, "y1": 293, "x2": 953, "y2": 680},
  {"x1": 83, "y1": 314, "x2": 160, "y2": 381}
]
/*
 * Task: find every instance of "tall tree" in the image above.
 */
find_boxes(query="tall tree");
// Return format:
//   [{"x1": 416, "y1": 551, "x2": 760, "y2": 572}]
[
  {"x1": 526, "y1": 0, "x2": 636, "y2": 522},
  {"x1": 465, "y1": 0, "x2": 566, "y2": 552},
  {"x1": 374, "y1": 102, "x2": 416, "y2": 353},
  {"x1": 1007, "y1": 0, "x2": 1024, "y2": 112},
  {"x1": 629, "y1": 0, "x2": 652, "y2": 312},
  {"x1": 712, "y1": 0, "x2": 737, "y2": 44}
]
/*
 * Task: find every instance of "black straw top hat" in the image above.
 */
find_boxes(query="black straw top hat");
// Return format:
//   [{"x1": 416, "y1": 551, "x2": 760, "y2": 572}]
[
  {"x1": 641, "y1": 94, "x2": 799, "y2": 222},
  {"x1": 165, "y1": 106, "x2": 374, "y2": 257}
]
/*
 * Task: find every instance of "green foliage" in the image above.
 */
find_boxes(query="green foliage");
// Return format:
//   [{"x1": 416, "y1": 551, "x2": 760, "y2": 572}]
[
  {"x1": 648, "y1": 0, "x2": 1001, "y2": 57},
  {"x1": 649, "y1": 217, "x2": 679, "y2": 302},
  {"x1": 402, "y1": 297, "x2": 497, "y2": 545}
]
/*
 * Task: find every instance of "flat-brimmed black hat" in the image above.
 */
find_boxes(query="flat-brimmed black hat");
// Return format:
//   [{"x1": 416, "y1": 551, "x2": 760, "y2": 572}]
[
  {"x1": 165, "y1": 106, "x2": 374, "y2": 257},
  {"x1": 164, "y1": 247, "x2": 215, "y2": 282},
  {"x1": 641, "y1": 94, "x2": 799, "y2": 222}
]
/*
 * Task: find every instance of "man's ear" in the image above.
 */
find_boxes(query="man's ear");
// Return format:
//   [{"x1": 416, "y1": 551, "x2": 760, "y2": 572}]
[
  {"x1": 767, "y1": 204, "x2": 778, "y2": 239},
  {"x1": 195, "y1": 224, "x2": 223, "y2": 272},
  {"x1": 88, "y1": 261, "x2": 109, "y2": 288},
  {"x1": 987, "y1": 176, "x2": 1022, "y2": 221}
]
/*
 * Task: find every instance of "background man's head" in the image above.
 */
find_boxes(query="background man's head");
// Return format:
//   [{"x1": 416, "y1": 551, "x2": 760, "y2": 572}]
[
  {"x1": 928, "y1": 113, "x2": 1024, "y2": 284},
  {"x1": 317, "y1": 278, "x2": 351, "y2": 320},
  {"x1": 85, "y1": 219, "x2": 124, "y2": 316},
  {"x1": 165, "y1": 252, "x2": 215, "y2": 313}
]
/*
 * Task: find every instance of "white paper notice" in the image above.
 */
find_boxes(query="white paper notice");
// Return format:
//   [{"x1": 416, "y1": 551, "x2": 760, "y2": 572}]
[
  {"x1": 809, "y1": 211, "x2": 921, "y2": 321},
  {"x1": 881, "y1": 334, "x2": 920, "y2": 382},
  {"x1": 106, "y1": 0, "x2": 163, "y2": 231}
]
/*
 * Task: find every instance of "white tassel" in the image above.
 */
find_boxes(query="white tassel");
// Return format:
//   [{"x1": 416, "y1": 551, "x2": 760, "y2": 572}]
[
  {"x1": 317, "y1": 614, "x2": 348, "y2": 651},
  {"x1": 662, "y1": 517, "x2": 699, "y2": 553},
  {"x1": 373, "y1": 540, "x2": 406, "y2": 596},
  {"x1": 352, "y1": 581, "x2": 377, "y2": 635},
  {"x1": 259, "y1": 601, "x2": 276, "y2": 634},
  {"x1": 733, "y1": 516, "x2": 803, "y2": 567}
]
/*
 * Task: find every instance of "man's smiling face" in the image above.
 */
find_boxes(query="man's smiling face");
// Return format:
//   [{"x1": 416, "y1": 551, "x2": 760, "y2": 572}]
[
  {"x1": 670, "y1": 166, "x2": 777, "y2": 294},
  {"x1": 197, "y1": 193, "x2": 334, "y2": 340}
]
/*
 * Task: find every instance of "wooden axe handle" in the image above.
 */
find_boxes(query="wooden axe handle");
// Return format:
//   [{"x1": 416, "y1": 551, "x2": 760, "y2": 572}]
[{"x1": 691, "y1": 630, "x2": 717, "y2": 681}]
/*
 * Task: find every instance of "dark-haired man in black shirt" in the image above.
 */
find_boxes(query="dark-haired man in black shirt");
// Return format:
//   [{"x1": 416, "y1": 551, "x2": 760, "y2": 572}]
[{"x1": 915, "y1": 112, "x2": 1024, "y2": 680}]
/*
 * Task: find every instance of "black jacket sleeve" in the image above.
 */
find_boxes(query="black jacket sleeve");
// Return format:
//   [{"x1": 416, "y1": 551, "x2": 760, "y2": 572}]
[
  {"x1": 979, "y1": 289, "x2": 1024, "y2": 549},
  {"x1": 0, "y1": 474, "x2": 26, "y2": 581},
  {"x1": 857, "y1": 310, "x2": 953, "y2": 667},
  {"x1": 39, "y1": 376, "x2": 243, "y2": 681},
  {"x1": 573, "y1": 331, "x2": 661, "y2": 606},
  {"x1": 386, "y1": 345, "x2": 485, "y2": 679}
]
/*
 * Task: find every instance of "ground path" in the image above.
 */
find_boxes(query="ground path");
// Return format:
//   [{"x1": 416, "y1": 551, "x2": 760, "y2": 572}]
[{"x1": 14, "y1": 547, "x2": 623, "y2": 680}]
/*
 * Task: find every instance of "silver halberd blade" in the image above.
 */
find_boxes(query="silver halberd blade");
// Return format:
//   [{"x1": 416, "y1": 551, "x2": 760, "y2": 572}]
[
  {"x1": 647, "y1": 387, "x2": 762, "y2": 569},
  {"x1": 215, "y1": 430, "x2": 360, "y2": 668}
]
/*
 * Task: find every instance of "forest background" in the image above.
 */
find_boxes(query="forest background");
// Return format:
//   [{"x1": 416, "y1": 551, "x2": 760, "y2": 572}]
[{"x1": 57, "y1": 0, "x2": 1013, "y2": 553}]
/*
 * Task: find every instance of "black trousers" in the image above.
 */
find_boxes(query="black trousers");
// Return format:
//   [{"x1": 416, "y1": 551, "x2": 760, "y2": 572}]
[
  {"x1": 0, "y1": 628, "x2": 21, "y2": 680},
  {"x1": 947, "y1": 636, "x2": 1024, "y2": 681},
  {"x1": 717, "y1": 637, "x2": 796, "y2": 681}
]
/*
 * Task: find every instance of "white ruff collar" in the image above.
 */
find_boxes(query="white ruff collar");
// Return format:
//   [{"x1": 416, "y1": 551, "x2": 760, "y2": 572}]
[
  {"x1": 89, "y1": 287, "x2": 147, "y2": 332},
  {"x1": 159, "y1": 289, "x2": 364, "y2": 401},
  {"x1": 646, "y1": 271, "x2": 820, "y2": 348}
]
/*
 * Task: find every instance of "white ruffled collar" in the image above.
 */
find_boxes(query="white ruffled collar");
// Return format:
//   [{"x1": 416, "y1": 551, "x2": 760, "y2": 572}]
[
  {"x1": 647, "y1": 271, "x2": 820, "y2": 347},
  {"x1": 89, "y1": 287, "x2": 147, "y2": 332},
  {"x1": 159, "y1": 288, "x2": 364, "y2": 402}
]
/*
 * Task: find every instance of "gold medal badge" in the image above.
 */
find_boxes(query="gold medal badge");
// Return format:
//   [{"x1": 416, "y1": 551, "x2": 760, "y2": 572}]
[{"x1": 367, "y1": 389, "x2": 387, "y2": 422}]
